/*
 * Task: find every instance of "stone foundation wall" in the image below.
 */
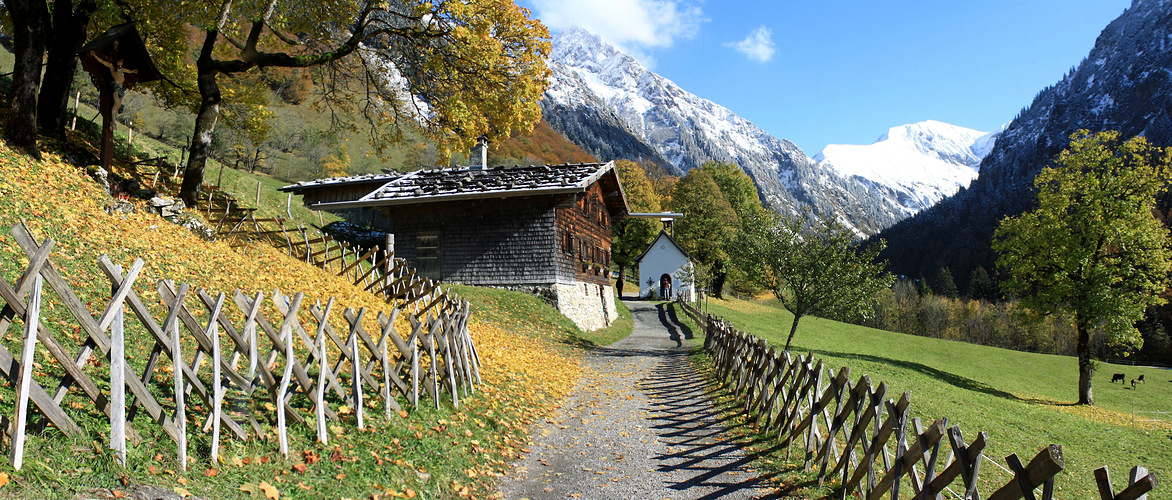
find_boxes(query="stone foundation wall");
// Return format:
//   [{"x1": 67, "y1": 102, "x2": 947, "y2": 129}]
[
  {"x1": 553, "y1": 282, "x2": 617, "y2": 332},
  {"x1": 478, "y1": 282, "x2": 617, "y2": 332}
]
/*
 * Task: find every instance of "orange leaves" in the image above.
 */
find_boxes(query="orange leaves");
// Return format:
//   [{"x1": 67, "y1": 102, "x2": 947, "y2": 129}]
[{"x1": 239, "y1": 481, "x2": 279, "y2": 499}]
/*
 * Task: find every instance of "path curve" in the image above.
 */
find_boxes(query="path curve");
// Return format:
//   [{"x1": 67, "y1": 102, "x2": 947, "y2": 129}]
[{"x1": 498, "y1": 300, "x2": 775, "y2": 499}]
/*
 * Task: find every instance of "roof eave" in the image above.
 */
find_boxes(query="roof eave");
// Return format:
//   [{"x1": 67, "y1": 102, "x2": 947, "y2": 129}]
[{"x1": 311, "y1": 185, "x2": 588, "y2": 210}]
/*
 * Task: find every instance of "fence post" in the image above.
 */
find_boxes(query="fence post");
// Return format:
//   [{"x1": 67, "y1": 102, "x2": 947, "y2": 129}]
[
  {"x1": 163, "y1": 284, "x2": 190, "y2": 471},
  {"x1": 10, "y1": 274, "x2": 42, "y2": 470},
  {"x1": 207, "y1": 292, "x2": 226, "y2": 463},
  {"x1": 316, "y1": 298, "x2": 334, "y2": 444}
]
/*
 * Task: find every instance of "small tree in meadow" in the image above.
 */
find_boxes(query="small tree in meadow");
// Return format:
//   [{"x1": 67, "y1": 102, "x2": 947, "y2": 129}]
[{"x1": 738, "y1": 213, "x2": 894, "y2": 351}]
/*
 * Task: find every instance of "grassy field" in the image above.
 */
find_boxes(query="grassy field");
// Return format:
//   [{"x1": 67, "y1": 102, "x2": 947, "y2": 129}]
[
  {"x1": 679, "y1": 297, "x2": 1170, "y2": 499},
  {"x1": 0, "y1": 142, "x2": 630, "y2": 499}
]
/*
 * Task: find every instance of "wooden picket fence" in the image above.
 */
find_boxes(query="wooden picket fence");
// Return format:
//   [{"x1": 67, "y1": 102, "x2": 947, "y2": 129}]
[
  {"x1": 677, "y1": 299, "x2": 1158, "y2": 500},
  {"x1": 197, "y1": 192, "x2": 442, "y2": 309},
  {"x1": 0, "y1": 220, "x2": 479, "y2": 471}
]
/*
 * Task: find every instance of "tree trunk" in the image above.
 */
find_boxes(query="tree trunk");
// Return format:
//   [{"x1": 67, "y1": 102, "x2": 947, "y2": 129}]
[
  {"x1": 784, "y1": 313, "x2": 802, "y2": 352},
  {"x1": 1076, "y1": 320, "x2": 1094, "y2": 405},
  {"x1": 180, "y1": 31, "x2": 224, "y2": 206},
  {"x1": 5, "y1": 0, "x2": 50, "y2": 156},
  {"x1": 616, "y1": 265, "x2": 626, "y2": 298},
  {"x1": 711, "y1": 259, "x2": 727, "y2": 299},
  {"x1": 37, "y1": 0, "x2": 94, "y2": 138}
]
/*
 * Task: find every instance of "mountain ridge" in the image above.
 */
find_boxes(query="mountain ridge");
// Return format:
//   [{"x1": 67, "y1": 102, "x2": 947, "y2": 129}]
[
  {"x1": 543, "y1": 27, "x2": 906, "y2": 235},
  {"x1": 816, "y1": 120, "x2": 1003, "y2": 215},
  {"x1": 875, "y1": 0, "x2": 1172, "y2": 286}
]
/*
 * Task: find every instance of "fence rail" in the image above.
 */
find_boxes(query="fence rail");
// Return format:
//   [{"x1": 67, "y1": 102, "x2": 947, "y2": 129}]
[
  {"x1": 677, "y1": 299, "x2": 1158, "y2": 500},
  {"x1": 1, "y1": 220, "x2": 479, "y2": 471},
  {"x1": 198, "y1": 193, "x2": 442, "y2": 308}
]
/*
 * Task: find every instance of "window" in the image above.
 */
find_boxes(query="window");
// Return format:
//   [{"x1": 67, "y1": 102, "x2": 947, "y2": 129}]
[
  {"x1": 562, "y1": 230, "x2": 574, "y2": 255},
  {"x1": 417, "y1": 231, "x2": 441, "y2": 279}
]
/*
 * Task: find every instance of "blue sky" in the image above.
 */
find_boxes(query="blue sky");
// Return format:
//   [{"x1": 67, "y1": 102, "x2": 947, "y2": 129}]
[{"x1": 520, "y1": 0, "x2": 1132, "y2": 156}]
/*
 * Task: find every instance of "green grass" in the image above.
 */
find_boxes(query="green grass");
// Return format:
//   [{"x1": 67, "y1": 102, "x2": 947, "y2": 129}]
[
  {"x1": 678, "y1": 297, "x2": 1171, "y2": 499},
  {"x1": 0, "y1": 141, "x2": 621, "y2": 499},
  {"x1": 451, "y1": 285, "x2": 633, "y2": 349}
]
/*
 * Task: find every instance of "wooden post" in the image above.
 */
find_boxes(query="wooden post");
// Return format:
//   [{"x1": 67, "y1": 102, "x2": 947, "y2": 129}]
[
  {"x1": 255, "y1": 180, "x2": 261, "y2": 205},
  {"x1": 286, "y1": 193, "x2": 293, "y2": 219},
  {"x1": 315, "y1": 299, "x2": 334, "y2": 444},
  {"x1": 10, "y1": 274, "x2": 42, "y2": 470},
  {"x1": 351, "y1": 328, "x2": 364, "y2": 430},
  {"x1": 164, "y1": 284, "x2": 191, "y2": 471},
  {"x1": 207, "y1": 292, "x2": 225, "y2": 463},
  {"x1": 70, "y1": 90, "x2": 80, "y2": 131},
  {"x1": 244, "y1": 292, "x2": 263, "y2": 387},
  {"x1": 276, "y1": 295, "x2": 301, "y2": 458},
  {"x1": 1096, "y1": 465, "x2": 1158, "y2": 500},
  {"x1": 379, "y1": 309, "x2": 399, "y2": 419},
  {"x1": 987, "y1": 445, "x2": 1063, "y2": 500},
  {"x1": 109, "y1": 263, "x2": 128, "y2": 466}
]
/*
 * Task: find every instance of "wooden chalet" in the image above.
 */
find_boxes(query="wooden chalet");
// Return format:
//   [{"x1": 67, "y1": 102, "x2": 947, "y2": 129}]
[{"x1": 281, "y1": 162, "x2": 629, "y2": 331}]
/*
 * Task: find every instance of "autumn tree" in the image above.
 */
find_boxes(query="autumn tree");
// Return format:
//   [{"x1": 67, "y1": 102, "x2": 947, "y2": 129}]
[
  {"x1": 993, "y1": 130, "x2": 1172, "y2": 406},
  {"x1": 172, "y1": 0, "x2": 549, "y2": 205},
  {"x1": 669, "y1": 169, "x2": 739, "y2": 298},
  {"x1": 738, "y1": 213, "x2": 893, "y2": 351},
  {"x1": 3, "y1": 0, "x2": 50, "y2": 155},
  {"x1": 700, "y1": 161, "x2": 765, "y2": 292},
  {"x1": 611, "y1": 160, "x2": 662, "y2": 297}
]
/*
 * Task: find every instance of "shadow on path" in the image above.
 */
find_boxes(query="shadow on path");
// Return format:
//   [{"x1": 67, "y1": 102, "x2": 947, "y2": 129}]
[{"x1": 640, "y1": 349, "x2": 780, "y2": 499}]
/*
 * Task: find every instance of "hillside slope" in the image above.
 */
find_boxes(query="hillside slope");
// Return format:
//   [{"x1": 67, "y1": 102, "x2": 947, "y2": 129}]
[
  {"x1": 690, "y1": 296, "x2": 1170, "y2": 499},
  {"x1": 0, "y1": 146, "x2": 582, "y2": 499}
]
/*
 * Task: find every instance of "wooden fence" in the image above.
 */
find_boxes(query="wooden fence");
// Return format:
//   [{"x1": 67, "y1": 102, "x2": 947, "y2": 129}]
[
  {"x1": 1, "y1": 220, "x2": 479, "y2": 470},
  {"x1": 197, "y1": 192, "x2": 442, "y2": 309},
  {"x1": 677, "y1": 299, "x2": 1158, "y2": 500}
]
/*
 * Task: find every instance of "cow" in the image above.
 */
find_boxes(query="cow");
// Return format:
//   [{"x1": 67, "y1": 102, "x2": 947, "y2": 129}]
[
  {"x1": 1138, "y1": 374, "x2": 1146, "y2": 383},
  {"x1": 1131, "y1": 379, "x2": 1138, "y2": 390},
  {"x1": 1112, "y1": 373, "x2": 1126, "y2": 383}
]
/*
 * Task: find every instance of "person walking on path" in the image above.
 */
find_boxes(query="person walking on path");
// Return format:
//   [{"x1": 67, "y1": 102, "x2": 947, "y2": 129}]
[{"x1": 498, "y1": 301, "x2": 777, "y2": 499}]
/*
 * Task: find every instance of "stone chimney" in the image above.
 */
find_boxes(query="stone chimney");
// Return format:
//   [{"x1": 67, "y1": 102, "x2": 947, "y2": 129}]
[{"x1": 470, "y1": 136, "x2": 488, "y2": 170}]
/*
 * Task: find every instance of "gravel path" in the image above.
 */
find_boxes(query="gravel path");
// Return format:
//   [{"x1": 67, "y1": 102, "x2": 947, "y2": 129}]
[{"x1": 498, "y1": 301, "x2": 776, "y2": 500}]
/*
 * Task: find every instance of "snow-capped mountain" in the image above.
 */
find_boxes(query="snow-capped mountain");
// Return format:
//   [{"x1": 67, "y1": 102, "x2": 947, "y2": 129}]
[
  {"x1": 542, "y1": 27, "x2": 907, "y2": 235},
  {"x1": 877, "y1": 0, "x2": 1172, "y2": 283},
  {"x1": 815, "y1": 121, "x2": 1004, "y2": 215}
]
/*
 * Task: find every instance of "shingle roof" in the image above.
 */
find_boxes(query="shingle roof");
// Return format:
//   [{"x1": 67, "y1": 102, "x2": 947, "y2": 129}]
[
  {"x1": 364, "y1": 163, "x2": 607, "y2": 201},
  {"x1": 279, "y1": 172, "x2": 405, "y2": 191},
  {"x1": 296, "y1": 162, "x2": 629, "y2": 216}
]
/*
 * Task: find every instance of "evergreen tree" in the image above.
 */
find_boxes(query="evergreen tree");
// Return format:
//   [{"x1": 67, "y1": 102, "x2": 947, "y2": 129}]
[
  {"x1": 934, "y1": 267, "x2": 958, "y2": 299},
  {"x1": 969, "y1": 266, "x2": 994, "y2": 301}
]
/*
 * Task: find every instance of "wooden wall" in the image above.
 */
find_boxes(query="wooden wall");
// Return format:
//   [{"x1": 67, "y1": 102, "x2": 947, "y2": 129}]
[
  {"x1": 311, "y1": 182, "x2": 617, "y2": 289},
  {"x1": 554, "y1": 182, "x2": 613, "y2": 287},
  {"x1": 372, "y1": 197, "x2": 560, "y2": 286}
]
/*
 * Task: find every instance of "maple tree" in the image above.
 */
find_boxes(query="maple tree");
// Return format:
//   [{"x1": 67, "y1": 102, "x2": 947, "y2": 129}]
[
  {"x1": 993, "y1": 130, "x2": 1172, "y2": 405},
  {"x1": 172, "y1": 0, "x2": 550, "y2": 205}
]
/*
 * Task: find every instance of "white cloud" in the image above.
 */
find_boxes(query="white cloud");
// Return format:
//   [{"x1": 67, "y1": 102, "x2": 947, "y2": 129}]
[
  {"x1": 725, "y1": 26, "x2": 776, "y2": 63},
  {"x1": 532, "y1": 0, "x2": 706, "y2": 50}
]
